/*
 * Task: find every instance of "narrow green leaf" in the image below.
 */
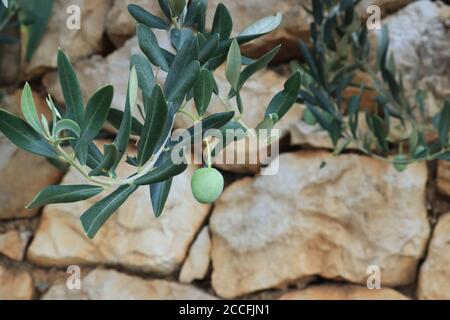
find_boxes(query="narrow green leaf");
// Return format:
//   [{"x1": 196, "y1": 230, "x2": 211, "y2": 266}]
[
  {"x1": 81, "y1": 184, "x2": 139, "y2": 239},
  {"x1": 376, "y1": 25, "x2": 389, "y2": 72},
  {"x1": 138, "y1": 86, "x2": 168, "y2": 166},
  {"x1": 237, "y1": 13, "x2": 282, "y2": 43},
  {"x1": 89, "y1": 144, "x2": 119, "y2": 177},
  {"x1": 226, "y1": 39, "x2": 241, "y2": 90},
  {"x1": 211, "y1": 3, "x2": 233, "y2": 40},
  {"x1": 158, "y1": 0, "x2": 172, "y2": 20},
  {"x1": 229, "y1": 45, "x2": 281, "y2": 97},
  {"x1": 86, "y1": 143, "x2": 105, "y2": 171},
  {"x1": 0, "y1": 108, "x2": 57, "y2": 158},
  {"x1": 134, "y1": 159, "x2": 187, "y2": 186},
  {"x1": 149, "y1": 149, "x2": 173, "y2": 217},
  {"x1": 371, "y1": 115, "x2": 389, "y2": 154},
  {"x1": 77, "y1": 85, "x2": 113, "y2": 147},
  {"x1": 128, "y1": 4, "x2": 170, "y2": 30},
  {"x1": 439, "y1": 102, "x2": 450, "y2": 146},
  {"x1": 54, "y1": 119, "x2": 81, "y2": 138},
  {"x1": 150, "y1": 179, "x2": 172, "y2": 217},
  {"x1": 165, "y1": 60, "x2": 200, "y2": 108},
  {"x1": 199, "y1": 33, "x2": 219, "y2": 65},
  {"x1": 164, "y1": 35, "x2": 200, "y2": 107},
  {"x1": 137, "y1": 24, "x2": 170, "y2": 72},
  {"x1": 265, "y1": 71, "x2": 301, "y2": 119},
  {"x1": 107, "y1": 109, "x2": 143, "y2": 136},
  {"x1": 21, "y1": 82, "x2": 43, "y2": 134},
  {"x1": 27, "y1": 185, "x2": 103, "y2": 209},
  {"x1": 168, "y1": 0, "x2": 186, "y2": 18},
  {"x1": 113, "y1": 67, "x2": 138, "y2": 166},
  {"x1": 131, "y1": 54, "x2": 155, "y2": 98},
  {"x1": 57, "y1": 49, "x2": 84, "y2": 126},
  {"x1": 194, "y1": 68, "x2": 214, "y2": 116}
]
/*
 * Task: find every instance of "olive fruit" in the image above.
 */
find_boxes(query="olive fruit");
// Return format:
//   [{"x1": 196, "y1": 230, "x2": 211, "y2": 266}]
[
  {"x1": 393, "y1": 155, "x2": 408, "y2": 172},
  {"x1": 191, "y1": 167, "x2": 224, "y2": 204}
]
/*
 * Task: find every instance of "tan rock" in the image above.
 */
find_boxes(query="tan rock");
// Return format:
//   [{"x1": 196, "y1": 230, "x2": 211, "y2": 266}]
[
  {"x1": 26, "y1": 0, "x2": 113, "y2": 76},
  {"x1": 437, "y1": 161, "x2": 450, "y2": 197},
  {"x1": 179, "y1": 226, "x2": 211, "y2": 284},
  {"x1": 42, "y1": 268, "x2": 216, "y2": 300},
  {"x1": 418, "y1": 213, "x2": 450, "y2": 300},
  {"x1": 27, "y1": 143, "x2": 210, "y2": 275},
  {"x1": 358, "y1": 0, "x2": 412, "y2": 17},
  {"x1": 210, "y1": 151, "x2": 429, "y2": 298},
  {"x1": 0, "y1": 137, "x2": 63, "y2": 219},
  {"x1": 106, "y1": 0, "x2": 163, "y2": 47},
  {"x1": 384, "y1": 1, "x2": 450, "y2": 116},
  {"x1": 280, "y1": 284, "x2": 408, "y2": 300},
  {"x1": 0, "y1": 265, "x2": 34, "y2": 300},
  {"x1": 0, "y1": 230, "x2": 30, "y2": 261}
]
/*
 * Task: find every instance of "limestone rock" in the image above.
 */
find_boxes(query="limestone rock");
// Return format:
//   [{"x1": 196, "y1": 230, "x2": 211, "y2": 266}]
[
  {"x1": 210, "y1": 151, "x2": 429, "y2": 298},
  {"x1": 42, "y1": 268, "x2": 216, "y2": 300},
  {"x1": 0, "y1": 265, "x2": 34, "y2": 300},
  {"x1": 26, "y1": 0, "x2": 112, "y2": 76},
  {"x1": 418, "y1": 213, "x2": 450, "y2": 300},
  {"x1": 0, "y1": 137, "x2": 63, "y2": 219},
  {"x1": 0, "y1": 230, "x2": 30, "y2": 261},
  {"x1": 106, "y1": 0, "x2": 163, "y2": 46},
  {"x1": 179, "y1": 226, "x2": 211, "y2": 284},
  {"x1": 280, "y1": 284, "x2": 408, "y2": 300},
  {"x1": 437, "y1": 161, "x2": 450, "y2": 197},
  {"x1": 384, "y1": 1, "x2": 450, "y2": 115},
  {"x1": 27, "y1": 143, "x2": 210, "y2": 275}
]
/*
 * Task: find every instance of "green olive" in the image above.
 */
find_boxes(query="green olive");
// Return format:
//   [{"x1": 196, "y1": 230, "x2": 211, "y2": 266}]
[
  {"x1": 393, "y1": 155, "x2": 408, "y2": 172},
  {"x1": 191, "y1": 167, "x2": 224, "y2": 204}
]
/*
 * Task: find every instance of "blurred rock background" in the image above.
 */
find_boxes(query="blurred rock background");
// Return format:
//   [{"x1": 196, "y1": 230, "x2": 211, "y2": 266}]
[{"x1": 0, "y1": 0, "x2": 450, "y2": 300}]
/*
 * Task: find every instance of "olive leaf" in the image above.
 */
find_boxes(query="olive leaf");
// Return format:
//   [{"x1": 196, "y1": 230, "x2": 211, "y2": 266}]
[
  {"x1": 137, "y1": 24, "x2": 170, "y2": 72},
  {"x1": 81, "y1": 184, "x2": 139, "y2": 239},
  {"x1": 193, "y1": 68, "x2": 214, "y2": 116},
  {"x1": 128, "y1": 4, "x2": 170, "y2": 30},
  {"x1": 0, "y1": 108, "x2": 57, "y2": 158},
  {"x1": 27, "y1": 185, "x2": 104, "y2": 209},
  {"x1": 211, "y1": 3, "x2": 233, "y2": 40},
  {"x1": 57, "y1": 49, "x2": 84, "y2": 126},
  {"x1": 265, "y1": 71, "x2": 301, "y2": 119},
  {"x1": 137, "y1": 85, "x2": 168, "y2": 167},
  {"x1": 225, "y1": 39, "x2": 241, "y2": 90},
  {"x1": 21, "y1": 82, "x2": 43, "y2": 134}
]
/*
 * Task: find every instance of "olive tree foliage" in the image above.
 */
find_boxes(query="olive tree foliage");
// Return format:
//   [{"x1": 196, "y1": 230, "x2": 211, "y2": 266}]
[
  {"x1": 0, "y1": 0, "x2": 300, "y2": 238},
  {"x1": 297, "y1": 0, "x2": 450, "y2": 171}
]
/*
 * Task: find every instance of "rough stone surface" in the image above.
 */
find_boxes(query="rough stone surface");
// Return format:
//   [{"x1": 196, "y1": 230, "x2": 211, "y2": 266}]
[
  {"x1": 418, "y1": 213, "x2": 450, "y2": 300},
  {"x1": 42, "y1": 268, "x2": 216, "y2": 300},
  {"x1": 0, "y1": 137, "x2": 63, "y2": 219},
  {"x1": 27, "y1": 143, "x2": 210, "y2": 275},
  {"x1": 106, "y1": 0, "x2": 163, "y2": 46},
  {"x1": 437, "y1": 161, "x2": 450, "y2": 197},
  {"x1": 26, "y1": 0, "x2": 112, "y2": 76},
  {"x1": 0, "y1": 230, "x2": 30, "y2": 261},
  {"x1": 179, "y1": 226, "x2": 211, "y2": 284},
  {"x1": 280, "y1": 284, "x2": 408, "y2": 300},
  {"x1": 0, "y1": 265, "x2": 34, "y2": 300},
  {"x1": 210, "y1": 151, "x2": 429, "y2": 298},
  {"x1": 384, "y1": 1, "x2": 450, "y2": 115}
]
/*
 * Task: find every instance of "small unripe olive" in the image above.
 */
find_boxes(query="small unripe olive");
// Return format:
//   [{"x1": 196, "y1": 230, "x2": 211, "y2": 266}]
[
  {"x1": 393, "y1": 155, "x2": 408, "y2": 172},
  {"x1": 303, "y1": 109, "x2": 317, "y2": 125},
  {"x1": 191, "y1": 167, "x2": 224, "y2": 204}
]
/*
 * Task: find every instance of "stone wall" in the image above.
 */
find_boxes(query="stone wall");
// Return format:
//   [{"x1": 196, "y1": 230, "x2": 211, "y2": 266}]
[{"x1": 1, "y1": 0, "x2": 450, "y2": 300}]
